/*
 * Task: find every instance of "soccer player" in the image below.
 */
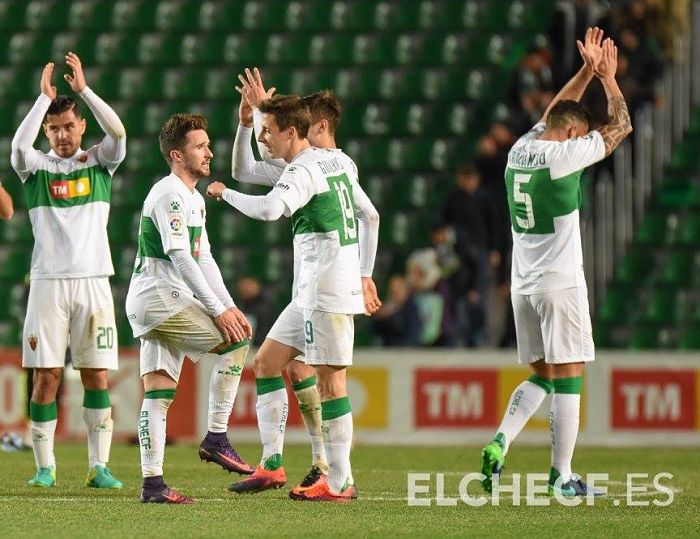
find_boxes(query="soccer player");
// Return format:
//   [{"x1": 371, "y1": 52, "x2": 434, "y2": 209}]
[
  {"x1": 480, "y1": 29, "x2": 632, "y2": 496},
  {"x1": 126, "y1": 113, "x2": 254, "y2": 504},
  {"x1": 11, "y1": 53, "x2": 126, "y2": 489},
  {"x1": 207, "y1": 94, "x2": 380, "y2": 502},
  {"x1": 0, "y1": 179, "x2": 14, "y2": 219},
  {"x1": 228, "y1": 68, "x2": 380, "y2": 494}
]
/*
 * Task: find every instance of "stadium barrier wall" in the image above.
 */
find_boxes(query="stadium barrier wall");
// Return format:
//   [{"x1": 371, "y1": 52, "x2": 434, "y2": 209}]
[{"x1": 1, "y1": 348, "x2": 699, "y2": 446}]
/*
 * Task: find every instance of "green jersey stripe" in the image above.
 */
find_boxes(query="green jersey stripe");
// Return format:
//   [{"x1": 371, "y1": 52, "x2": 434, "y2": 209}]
[{"x1": 24, "y1": 164, "x2": 112, "y2": 210}]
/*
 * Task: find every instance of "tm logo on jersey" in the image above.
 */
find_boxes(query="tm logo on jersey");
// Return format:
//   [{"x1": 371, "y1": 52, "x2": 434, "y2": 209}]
[{"x1": 49, "y1": 177, "x2": 91, "y2": 199}]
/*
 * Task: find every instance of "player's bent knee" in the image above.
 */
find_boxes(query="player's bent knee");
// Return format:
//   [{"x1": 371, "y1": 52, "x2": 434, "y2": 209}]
[
  {"x1": 79, "y1": 368, "x2": 109, "y2": 390},
  {"x1": 286, "y1": 359, "x2": 313, "y2": 384},
  {"x1": 315, "y1": 365, "x2": 347, "y2": 401},
  {"x1": 142, "y1": 370, "x2": 178, "y2": 391}
]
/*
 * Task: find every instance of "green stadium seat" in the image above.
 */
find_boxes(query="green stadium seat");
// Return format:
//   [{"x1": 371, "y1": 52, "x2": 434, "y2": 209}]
[
  {"x1": 179, "y1": 34, "x2": 226, "y2": 66},
  {"x1": 668, "y1": 138, "x2": 700, "y2": 171},
  {"x1": 223, "y1": 34, "x2": 264, "y2": 65},
  {"x1": 0, "y1": 245, "x2": 30, "y2": 280},
  {"x1": 678, "y1": 324, "x2": 700, "y2": 349},
  {"x1": 109, "y1": 208, "x2": 141, "y2": 245},
  {"x1": 362, "y1": 174, "x2": 387, "y2": 209},
  {"x1": 388, "y1": 103, "x2": 436, "y2": 136},
  {"x1": 140, "y1": 102, "x2": 174, "y2": 135},
  {"x1": 119, "y1": 68, "x2": 163, "y2": 100},
  {"x1": 68, "y1": 0, "x2": 113, "y2": 30},
  {"x1": 387, "y1": 139, "x2": 433, "y2": 171},
  {"x1": 598, "y1": 287, "x2": 634, "y2": 324},
  {"x1": 614, "y1": 249, "x2": 654, "y2": 285},
  {"x1": 112, "y1": 246, "x2": 137, "y2": 283},
  {"x1": 198, "y1": 0, "x2": 245, "y2": 32},
  {"x1": 25, "y1": 0, "x2": 69, "y2": 30},
  {"x1": 124, "y1": 138, "x2": 164, "y2": 173},
  {"x1": 353, "y1": 34, "x2": 395, "y2": 65},
  {"x1": 161, "y1": 68, "x2": 206, "y2": 100},
  {"x1": 242, "y1": 0, "x2": 287, "y2": 31},
  {"x1": 374, "y1": 0, "x2": 421, "y2": 30},
  {"x1": 51, "y1": 33, "x2": 96, "y2": 64},
  {"x1": 678, "y1": 214, "x2": 700, "y2": 246},
  {"x1": 81, "y1": 67, "x2": 119, "y2": 100},
  {"x1": 329, "y1": 0, "x2": 375, "y2": 31},
  {"x1": 8, "y1": 32, "x2": 50, "y2": 64},
  {"x1": 635, "y1": 212, "x2": 672, "y2": 246},
  {"x1": 378, "y1": 69, "x2": 423, "y2": 100},
  {"x1": 265, "y1": 33, "x2": 311, "y2": 65},
  {"x1": 385, "y1": 175, "x2": 429, "y2": 210},
  {"x1": 138, "y1": 33, "x2": 181, "y2": 65},
  {"x1": 155, "y1": 0, "x2": 199, "y2": 31},
  {"x1": 627, "y1": 323, "x2": 664, "y2": 349},
  {"x1": 0, "y1": 320, "x2": 21, "y2": 346},
  {"x1": 657, "y1": 251, "x2": 694, "y2": 287},
  {"x1": 640, "y1": 289, "x2": 678, "y2": 324},
  {"x1": 0, "y1": 0, "x2": 26, "y2": 31},
  {"x1": 0, "y1": 69, "x2": 34, "y2": 100},
  {"x1": 284, "y1": 0, "x2": 333, "y2": 31},
  {"x1": 333, "y1": 69, "x2": 381, "y2": 101},
  {"x1": 309, "y1": 34, "x2": 354, "y2": 66},
  {"x1": 111, "y1": 0, "x2": 157, "y2": 31},
  {"x1": 245, "y1": 248, "x2": 293, "y2": 283},
  {"x1": 202, "y1": 68, "x2": 238, "y2": 100},
  {"x1": 94, "y1": 33, "x2": 139, "y2": 65},
  {"x1": 288, "y1": 69, "x2": 337, "y2": 96}
]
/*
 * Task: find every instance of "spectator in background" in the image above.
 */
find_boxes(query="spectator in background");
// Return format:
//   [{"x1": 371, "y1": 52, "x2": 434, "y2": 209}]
[
  {"x1": 236, "y1": 276, "x2": 274, "y2": 347},
  {"x1": 441, "y1": 165, "x2": 500, "y2": 347},
  {"x1": 373, "y1": 275, "x2": 421, "y2": 347},
  {"x1": 406, "y1": 248, "x2": 457, "y2": 347}
]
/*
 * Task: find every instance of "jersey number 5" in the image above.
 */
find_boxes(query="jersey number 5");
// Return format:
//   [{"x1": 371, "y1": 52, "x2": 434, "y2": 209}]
[{"x1": 513, "y1": 172, "x2": 535, "y2": 230}]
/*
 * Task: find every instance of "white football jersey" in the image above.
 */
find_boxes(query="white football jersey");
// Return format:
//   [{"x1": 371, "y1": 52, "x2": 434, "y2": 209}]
[
  {"x1": 13, "y1": 147, "x2": 121, "y2": 278},
  {"x1": 273, "y1": 147, "x2": 365, "y2": 314},
  {"x1": 125, "y1": 174, "x2": 210, "y2": 336},
  {"x1": 505, "y1": 123, "x2": 606, "y2": 294}
]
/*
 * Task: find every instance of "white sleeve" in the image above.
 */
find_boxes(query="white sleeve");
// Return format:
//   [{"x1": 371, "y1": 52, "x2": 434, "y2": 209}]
[
  {"x1": 353, "y1": 182, "x2": 380, "y2": 277},
  {"x1": 231, "y1": 124, "x2": 284, "y2": 186},
  {"x1": 253, "y1": 108, "x2": 291, "y2": 168},
  {"x1": 221, "y1": 188, "x2": 287, "y2": 221},
  {"x1": 273, "y1": 165, "x2": 315, "y2": 216},
  {"x1": 10, "y1": 94, "x2": 52, "y2": 181},
  {"x1": 169, "y1": 249, "x2": 227, "y2": 317},
  {"x1": 197, "y1": 249, "x2": 236, "y2": 310},
  {"x1": 560, "y1": 131, "x2": 606, "y2": 173},
  {"x1": 79, "y1": 86, "x2": 126, "y2": 174}
]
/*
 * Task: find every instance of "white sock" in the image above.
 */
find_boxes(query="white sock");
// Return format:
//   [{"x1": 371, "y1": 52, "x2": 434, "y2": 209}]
[
  {"x1": 138, "y1": 390, "x2": 175, "y2": 477},
  {"x1": 496, "y1": 379, "x2": 550, "y2": 454},
  {"x1": 207, "y1": 346, "x2": 248, "y2": 433},
  {"x1": 550, "y1": 393, "x2": 581, "y2": 482},
  {"x1": 256, "y1": 381, "x2": 288, "y2": 466},
  {"x1": 83, "y1": 407, "x2": 113, "y2": 469},
  {"x1": 322, "y1": 396, "x2": 353, "y2": 493},
  {"x1": 30, "y1": 419, "x2": 57, "y2": 469},
  {"x1": 293, "y1": 377, "x2": 327, "y2": 472}
]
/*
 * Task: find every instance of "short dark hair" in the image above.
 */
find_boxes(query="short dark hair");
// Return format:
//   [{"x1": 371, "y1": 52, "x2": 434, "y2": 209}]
[
  {"x1": 456, "y1": 163, "x2": 479, "y2": 178},
  {"x1": 159, "y1": 113, "x2": 208, "y2": 164},
  {"x1": 44, "y1": 95, "x2": 81, "y2": 122},
  {"x1": 258, "y1": 94, "x2": 311, "y2": 138},
  {"x1": 546, "y1": 100, "x2": 591, "y2": 130},
  {"x1": 302, "y1": 90, "x2": 341, "y2": 134}
]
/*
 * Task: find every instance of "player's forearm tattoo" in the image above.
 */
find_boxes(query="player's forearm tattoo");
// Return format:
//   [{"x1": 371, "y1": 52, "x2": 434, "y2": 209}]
[{"x1": 598, "y1": 96, "x2": 633, "y2": 155}]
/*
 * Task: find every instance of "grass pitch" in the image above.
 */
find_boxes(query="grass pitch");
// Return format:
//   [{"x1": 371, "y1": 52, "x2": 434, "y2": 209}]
[{"x1": 0, "y1": 442, "x2": 697, "y2": 538}]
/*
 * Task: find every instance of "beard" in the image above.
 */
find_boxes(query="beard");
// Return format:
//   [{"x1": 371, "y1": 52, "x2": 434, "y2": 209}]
[{"x1": 185, "y1": 161, "x2": 211, "y2": 179}]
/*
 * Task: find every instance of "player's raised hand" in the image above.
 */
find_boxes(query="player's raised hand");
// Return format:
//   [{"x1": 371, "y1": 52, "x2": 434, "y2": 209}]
[
  {"x1": 206, "y1": 181, "x2": 226, "y2": 200},
  {"x1": 64, "y1": 52, "x2": 86, "y2": 93},
  {"x1": 237, "y1": 87, "x2": 253, "y2": 127},
  {"x1": 361, "y1": 276, "x2": 382, "y2": 316},
  {"x1": 241, "y1": 67, "x2": 275, "y2": 108},
  {"x1": 40, "y1": 62, "x2": 57, "y2": 100},
  {"x1": 577, "y1": 26, "x2": 604, "y2": 72},
  {"x1": 594, "y1": 38, "x2": 618, "y2": 81}
]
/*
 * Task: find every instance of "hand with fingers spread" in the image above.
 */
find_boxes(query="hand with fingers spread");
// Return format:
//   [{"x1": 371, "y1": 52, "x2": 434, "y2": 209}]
[
  {"x1": 40, "y1": 62, "x2": 57, "y2": 100},
  {"x1": 64, "y1": 52, "x2": 87, "y2": 93},
  {"x1": 236, "y1": 67, "x2": 276, "y2": 109},
  {"x1": 214, "y1": 308, "x2": 252, "y2": 343},
  {"x1": 594, "y1": 38, "x2": 618, "y2": 81},
  {"x1": 362, "y1": 277, "x2": 382, "y2": 316},
  {"x1": 237, "y1": 87, "x2": 253, "y2": 128},
  {"x1": 577, "y1": 26, "x2": 604, "y2": 72},
  {"x1": 206, "y1": 181, "x2": 226, "y2": 200}
]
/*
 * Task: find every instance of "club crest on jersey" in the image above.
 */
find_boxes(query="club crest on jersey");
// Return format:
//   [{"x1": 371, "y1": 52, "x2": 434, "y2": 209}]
[
  {"x1": 49, "y1": 177, "x2": 91, "y2": 199},
  {"x1": 76, "y1": 153, "x2": 88, "y2": 163},
  {"x1": 169, "y1": 216, "x2": 184, "y2": 235},
  {"x1": 28, "y1": 334, "x2": 37, "y2": 351}
]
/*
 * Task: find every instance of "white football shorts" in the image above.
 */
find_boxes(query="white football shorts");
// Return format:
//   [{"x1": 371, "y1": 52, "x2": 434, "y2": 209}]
[
  {"x1": 512, "y1": 286, "x2": 595, "y2": 365},
  {"x1": 266, "y1": 302, "x2": 355, "y2": 366},
  {"x1": 139, "y1": 299, "x2": 248, "y2": 382},
  {"x1": 22, "y1": 277, "x2": 118, "y2": 370}
]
